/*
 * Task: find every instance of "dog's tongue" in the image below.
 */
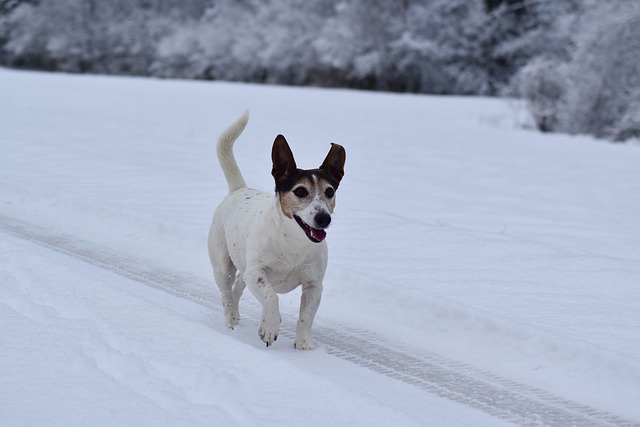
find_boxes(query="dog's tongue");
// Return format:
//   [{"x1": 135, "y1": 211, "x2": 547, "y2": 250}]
[{"x1": 311, "y1": 227, "x2": 327, "y2": 242}]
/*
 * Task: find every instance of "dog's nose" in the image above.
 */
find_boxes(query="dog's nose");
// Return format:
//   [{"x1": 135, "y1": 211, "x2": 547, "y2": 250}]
[{"x1": 314, "y1": 212, "x2": 331, "y2": 229}]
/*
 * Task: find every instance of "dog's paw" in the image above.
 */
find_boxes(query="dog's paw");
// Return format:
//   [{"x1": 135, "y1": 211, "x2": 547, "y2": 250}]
[
  {"x1": 294, "y1": 337, "x2": 316, "y2": 350},
  {"x1": 259, "y1": 327, "x2": 278, "y2": 347},
  {"x1": 224, "y1": 310, "x2": 241, "y2": 330},
  {"x1": 258, "y1": 315, "x2": 280, "y2": 347},
  {"x1": 225, "y1": 314, "x2": 240, "y2": 330}
]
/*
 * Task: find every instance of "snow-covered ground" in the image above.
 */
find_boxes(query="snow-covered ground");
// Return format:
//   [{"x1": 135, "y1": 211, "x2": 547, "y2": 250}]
[{"x1": 1, "y1": 68, "x2": 639, "y2": 426}]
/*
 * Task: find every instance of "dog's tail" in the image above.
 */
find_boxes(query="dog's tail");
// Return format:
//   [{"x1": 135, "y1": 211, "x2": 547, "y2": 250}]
[{"x1": 217, "y1": 111, "x2": 249, "y2": 193}]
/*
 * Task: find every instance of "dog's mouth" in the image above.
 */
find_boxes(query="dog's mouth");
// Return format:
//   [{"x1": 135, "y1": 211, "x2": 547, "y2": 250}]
[{"x1": 294, "y1": 215, "x2": 327, "y2": 243}]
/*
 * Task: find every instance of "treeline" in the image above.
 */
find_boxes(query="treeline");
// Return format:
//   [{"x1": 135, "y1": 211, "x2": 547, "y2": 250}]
[{"x1": 1, "y1": 0, "x2": 638, "y2": 141}]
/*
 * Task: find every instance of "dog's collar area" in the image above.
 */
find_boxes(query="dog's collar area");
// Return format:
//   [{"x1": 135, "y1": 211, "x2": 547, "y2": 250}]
[{"x1": 294, "y1": 215, "x2": 327, "y2": 243}]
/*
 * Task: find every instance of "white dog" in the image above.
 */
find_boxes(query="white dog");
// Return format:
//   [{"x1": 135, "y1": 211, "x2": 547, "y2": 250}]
[{"x1": 208, "y1": 112, "x2": 346, "y2": 349}]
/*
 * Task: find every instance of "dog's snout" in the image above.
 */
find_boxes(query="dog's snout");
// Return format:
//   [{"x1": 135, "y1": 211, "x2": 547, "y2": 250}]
[{"x1": 314, "y1": 212, "x2": 331, "y2": 229}]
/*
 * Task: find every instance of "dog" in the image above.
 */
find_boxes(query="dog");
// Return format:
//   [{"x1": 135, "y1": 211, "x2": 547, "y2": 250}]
[{"x1": 208, "y1": 112, "x2": 346, "y2": 349}]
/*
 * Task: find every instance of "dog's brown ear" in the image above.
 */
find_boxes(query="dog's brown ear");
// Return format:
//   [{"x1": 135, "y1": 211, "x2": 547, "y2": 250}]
[
  {"x1": 272, "y1": 134, "x2": 297, "y2": 186},
  {"x1": 320, "y1": 143, "x2": 346, "y2": 184}
]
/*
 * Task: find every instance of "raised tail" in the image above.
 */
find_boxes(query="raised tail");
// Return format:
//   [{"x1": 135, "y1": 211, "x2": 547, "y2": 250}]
[{"x1": 217, "y1": 111, "x2": 249, "y2": 193}]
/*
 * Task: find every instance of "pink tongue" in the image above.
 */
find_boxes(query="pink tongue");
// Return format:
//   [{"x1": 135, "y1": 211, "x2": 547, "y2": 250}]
[{"x1": 311, "y1": 227, "x2": 327, "y2": 242}]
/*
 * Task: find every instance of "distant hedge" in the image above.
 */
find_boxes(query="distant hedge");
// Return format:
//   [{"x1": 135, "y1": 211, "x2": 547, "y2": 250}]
[{"x1": 2, "y1": 0, "x2": 638, "y2": 141}]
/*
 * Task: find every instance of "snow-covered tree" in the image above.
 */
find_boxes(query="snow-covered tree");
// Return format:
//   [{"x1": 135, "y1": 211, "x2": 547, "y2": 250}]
[
  {"x1": 313, "y1": 0, "x2": 405, "y2": 90},
  {"x1": 519, "y1": 57, "x2": 566, "y2": 132},
  {"x1": 560, "y1": 2, "x2": 640, "y2": 140},
  {"x1": 2, "y1": 0, "x2": 636, "y2": 141},
  {"x1": 519, "y1": 0, "x2": 640, "y2": 141}
]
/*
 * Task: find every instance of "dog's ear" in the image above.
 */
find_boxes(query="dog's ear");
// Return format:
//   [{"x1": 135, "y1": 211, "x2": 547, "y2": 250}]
[
  {"x1": 320, "y1": 143, "x2": 346, "y2": 184},
  {"x1": 272, "y1": 134, "x2": 297, "y2": 187}
]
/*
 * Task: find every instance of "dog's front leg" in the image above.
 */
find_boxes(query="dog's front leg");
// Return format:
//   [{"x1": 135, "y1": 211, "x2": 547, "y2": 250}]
[
  {"x1": 244, "y1": 269, "x2": 280, "y2": 347},
  {"x1": 295, "y1": 282, "x2": 323, "y2": 350}
]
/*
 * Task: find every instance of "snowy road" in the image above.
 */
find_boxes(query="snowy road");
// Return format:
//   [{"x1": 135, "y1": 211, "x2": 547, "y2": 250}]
[{"x1": 2, "y1": 213, "x2": 636, "y2": 427}]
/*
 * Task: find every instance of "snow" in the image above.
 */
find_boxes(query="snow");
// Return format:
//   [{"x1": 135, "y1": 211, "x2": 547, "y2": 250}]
[
  {"x1": 1, "y1": 68, "x2": 640, "y2": 425},
  {"x1": 3, "y1": 233, "x2": 481, "y2": 427}
]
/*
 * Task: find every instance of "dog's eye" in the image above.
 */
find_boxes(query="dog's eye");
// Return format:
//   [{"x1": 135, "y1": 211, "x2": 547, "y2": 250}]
[
  {"x1": 325, "y1": 187, "x2": 335, "y2": 198},
  {"x1": 293, "y1": 187, "x2": 309, "y2": 198}
]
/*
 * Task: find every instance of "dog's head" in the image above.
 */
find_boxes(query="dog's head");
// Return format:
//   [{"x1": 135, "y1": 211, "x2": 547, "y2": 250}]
[{"x1": 271, "y1": 134, "x2": 346, "y2": 243}]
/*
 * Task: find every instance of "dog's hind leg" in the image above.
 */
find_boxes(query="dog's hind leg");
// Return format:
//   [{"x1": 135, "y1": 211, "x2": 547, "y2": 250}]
[
  {"x1": 231, "y1": 271, "x2": 246, "y2": 322},
  {"x1": 209, "y1": 219, "x2": 241, "y2": 329},
  {"x1": 213, "y1": 258, "x2": 241, "y2": 330}
]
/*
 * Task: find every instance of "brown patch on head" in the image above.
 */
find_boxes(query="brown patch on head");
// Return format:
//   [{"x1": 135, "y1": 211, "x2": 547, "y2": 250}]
[
  {"x1": 277, "y1": 171, "x2": 340, "y2": 221},
  {"x1": 278, "y1": 175, "x2": 314, "y2": 218}
]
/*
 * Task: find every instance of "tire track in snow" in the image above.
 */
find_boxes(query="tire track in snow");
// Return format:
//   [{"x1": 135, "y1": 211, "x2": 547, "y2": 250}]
[{"x1": 1, "y1": 214, "x2": 638, "y2": 427}]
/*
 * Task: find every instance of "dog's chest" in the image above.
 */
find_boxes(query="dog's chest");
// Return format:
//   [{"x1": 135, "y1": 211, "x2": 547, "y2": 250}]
[
  {"x1": 262, "y1": 243, "x2": 326, "y2": 293},
  {"x1": 266, "y1": 265, "x2": 307, "y2": 293}
]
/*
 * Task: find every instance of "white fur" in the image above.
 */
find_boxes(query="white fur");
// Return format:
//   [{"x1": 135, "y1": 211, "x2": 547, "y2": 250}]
[
  {"x1": 216, "y1": 111, "x2": 248, "y2": 192},
  {"x1": 208, "y1": 113, "x2": 328, "y2": 349}
]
